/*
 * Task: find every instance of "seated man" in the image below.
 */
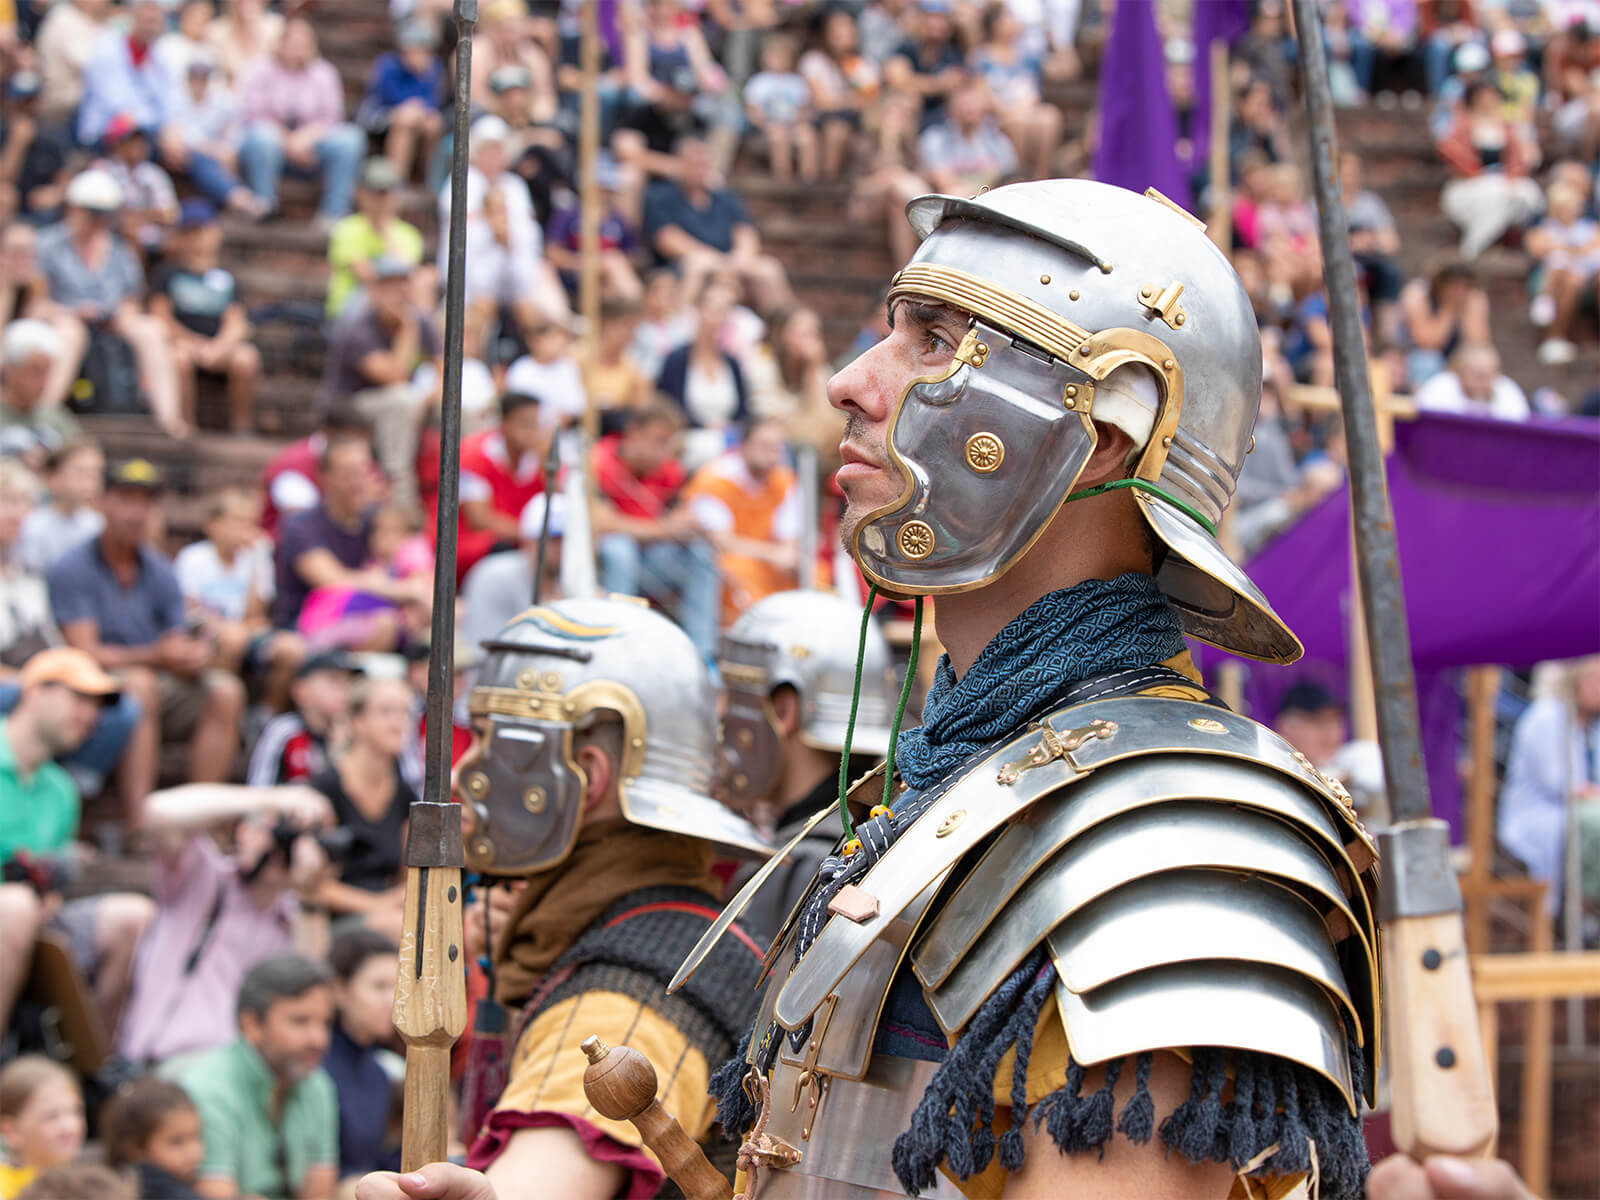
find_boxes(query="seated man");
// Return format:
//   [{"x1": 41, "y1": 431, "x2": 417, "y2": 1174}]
[
  {"x1": 454, "y1": 391, "x2": 546, "y2": 581},
  {"x1": 590, "y1": 403, "x2": 718, "y2": 659},
  {"x1": 260, "y1": 409, "x2": 374, "y2": 540},
  {"x1": 319, "y1": 258, "x2": 441, "y2": 506},
  {"x1": 272, "y1": 431, "x2": 427, "y2": 643},
  {"x1": 119, "y1": 783, "x2": 334, "y2": 1066},
  {"x1": 0, "y1": 648, "x2": 155, "y2": 1043},
  {"x1": 163, "y1": 954, "x2": 339, "y2": 1200},
  {"x1": 641, "y1": 135, "x2": 789, "y2": 311},
  {"x1": 681, "y1": 415, "x2": 800, "y2": 627},
  {"x1": 47, "y1": 460, "x2": 244, "y2": 821},
  {"x1": 1414, "y1": 342, "x2": 1530, "y2": 420}
]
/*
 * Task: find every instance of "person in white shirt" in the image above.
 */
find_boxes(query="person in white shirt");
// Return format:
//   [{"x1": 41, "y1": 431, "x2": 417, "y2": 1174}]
[
  {"x1": 504, "y1": 318, "x2": 587, "y2": 431},
  {"x1": 175, "y1": 488, "x2": 305, "y2": 709},
  {"x1": 1414, "y1": 341, "x2": 1531, "y2": 420},
  {"x1": 438, "y1": 115, "x2": 568, "y2": 349}
]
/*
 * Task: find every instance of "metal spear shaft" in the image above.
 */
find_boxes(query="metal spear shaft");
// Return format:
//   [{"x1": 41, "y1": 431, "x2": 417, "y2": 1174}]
[
  {"x1": 392, "y1": 0, "x2": 475, "y2": 1171},
  {"x1": 1288, "y1": 0, "x2": 1497, "y2": 1159}
]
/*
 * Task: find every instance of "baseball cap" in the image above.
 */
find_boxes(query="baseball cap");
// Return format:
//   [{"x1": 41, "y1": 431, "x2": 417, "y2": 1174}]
[
  {"x1": 294, "y1": 649, "x2": 361, "y2": 680},
  {"x1": 1454, "y1": 41, "x2": 1490, "y2": 73},
  {"x1": 518, "y1": 492, "x2": 567, "y2": 541},
  {"x1": 471, "y1": 114, "x2": 511, "y2": 147},
  {"x1": 5, "y1": 71, "x2": 41, "y2": 101},
  {"x1": 102, "y1": 112, "x2": 144, "y2": 147},
  {"x1": 178, "y1": 197, "x2": 217, "y2": 230},
  {"x1": 20, "y1": 648, "x2": 121, "y2": 700},
  {"x1": 397, "y1": 19, "x2": 439, "y2": 49},
  {"x1": 1276, "y1": 680, "x2": 1340, "y2": 718},
  {"x1": 106, "y1": 458, "x2": 164, "y2": 492},
  {"x1": 65, "y1": 168, "x2": 124, "y2": 213},
  {"x1": 489, "y1": 64, "x2": 532, "y2": 93},
  {"x1": 360, "y1": 156, "x2": 402, "y2": 192},
  {"x1": 372, "y1": 254, "x2": 414, "y2": 281}
]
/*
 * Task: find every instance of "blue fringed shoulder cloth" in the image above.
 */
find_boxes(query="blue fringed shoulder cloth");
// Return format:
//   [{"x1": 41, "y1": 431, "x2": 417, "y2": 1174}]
[{"x1": 709, "y1": 574, "x2": 1379, "y2": 1199}]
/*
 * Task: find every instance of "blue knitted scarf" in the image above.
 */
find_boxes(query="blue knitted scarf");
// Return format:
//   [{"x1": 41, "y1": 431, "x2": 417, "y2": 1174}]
[{"x1": 893, "y1": 573, "x2": 1185, "y2": 790}]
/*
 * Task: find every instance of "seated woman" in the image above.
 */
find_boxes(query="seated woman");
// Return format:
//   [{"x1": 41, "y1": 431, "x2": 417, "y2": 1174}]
[{"x1": 311, "y1": 676, "x2": 419, "y2": 942}]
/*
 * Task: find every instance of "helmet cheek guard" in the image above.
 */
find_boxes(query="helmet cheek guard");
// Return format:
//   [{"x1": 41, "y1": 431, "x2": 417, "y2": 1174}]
[
  {"x1": 717, "y1": 684, "x2": 783, "y2": 814},
  {"x1": 459, "y1": 715, "x2": 587, "y2": 875}
]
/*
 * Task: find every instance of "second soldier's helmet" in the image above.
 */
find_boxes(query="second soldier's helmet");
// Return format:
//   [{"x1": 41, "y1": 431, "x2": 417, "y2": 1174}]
[
  {"x1": 459, "y1": 597, "x2": 771, "y2": 876},
  {"x1": 718, "y1": 589, "x2": 897, "y2": 813}
]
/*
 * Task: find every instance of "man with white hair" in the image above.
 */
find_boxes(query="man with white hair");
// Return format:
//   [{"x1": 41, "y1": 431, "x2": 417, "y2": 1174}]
[
  {"x1": 1414, "y1": 341, "x2": 1531, "y2": 420},
  {"x1": 458, "y1": 492, "x2": 565, "y2": 654},
  {"x1": 0, "y1": 319, "x2": 80, "y2": 466}
]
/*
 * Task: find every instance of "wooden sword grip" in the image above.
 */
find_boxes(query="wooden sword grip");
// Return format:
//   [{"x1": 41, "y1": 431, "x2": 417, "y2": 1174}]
[
  {"x1": 581, "y1": 1037, "x2": 733, "y2": 1200},
  {"x1": 1382, "y1": 910, "x2": 1499, "y2": 1159}
]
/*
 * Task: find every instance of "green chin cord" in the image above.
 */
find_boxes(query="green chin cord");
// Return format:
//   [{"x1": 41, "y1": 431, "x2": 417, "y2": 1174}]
[
  {"x1": 1062, "y1": 477, "x2": 1218, "y2": 537},
  {"x1": 834, "y1": 585, "x2": 924, "y2": 842}
]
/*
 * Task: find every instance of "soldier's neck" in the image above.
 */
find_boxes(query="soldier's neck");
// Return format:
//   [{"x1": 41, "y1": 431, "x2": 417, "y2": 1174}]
[
  {"x1": 935, "y1": 493, "x2": 1152, "y2": 678},
  {"x1": 778, "y1": 740, "x2": 839, "y2": 813}
]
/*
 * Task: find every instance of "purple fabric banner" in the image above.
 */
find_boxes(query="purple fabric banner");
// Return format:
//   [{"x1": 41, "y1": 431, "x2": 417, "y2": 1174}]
[
  {"x1": 1213, "y1": 411, "x2": 1600, "y2": 838},
  {"x1": 1094, "y1": 0, "x2": 1190, "y2": 209},
  {"x1": 1191, "y1": 0, "x2": 1253, "y2": 173}
]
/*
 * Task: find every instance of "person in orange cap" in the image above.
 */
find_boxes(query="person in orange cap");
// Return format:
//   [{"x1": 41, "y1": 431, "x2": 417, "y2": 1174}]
[{"x1": 0, "y1": 647, "x2": 154, "y2": 1044}]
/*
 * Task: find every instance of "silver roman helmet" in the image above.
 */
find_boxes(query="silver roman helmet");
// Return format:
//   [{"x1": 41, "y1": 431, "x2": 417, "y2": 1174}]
[
  {"x1": 459, "y1": 596, "x2": 771, "y2": 875},
  {"x1": 718, "y1": 589, "x2": 898, "y2": 812},
  {"x1": 853, "y1": 179, "x2": 1301, "y2": 664}
]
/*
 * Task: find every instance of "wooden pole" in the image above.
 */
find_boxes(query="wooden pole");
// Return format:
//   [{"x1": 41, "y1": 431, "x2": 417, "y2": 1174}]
[
  {"x1": 1207, "y1": 39, "x2": 1231, "y2": 242},
  {"x1": 1463, "y1": 666, "x2": 1501, "y2": 956}
]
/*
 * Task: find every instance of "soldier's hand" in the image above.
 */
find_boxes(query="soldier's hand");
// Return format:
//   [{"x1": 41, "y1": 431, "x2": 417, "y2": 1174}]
[
  {"x1": 355, "y1": 1164, "x2": 498, "y2": 1200},
  {"x1": 1367, "y1": 1155, "x2": 1539, "y2": 1200}
]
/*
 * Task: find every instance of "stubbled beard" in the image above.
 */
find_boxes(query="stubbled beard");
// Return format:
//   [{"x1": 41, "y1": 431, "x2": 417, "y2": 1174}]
[{"x1": 837, "y1": 413, "x2": 883, "y2": 546}]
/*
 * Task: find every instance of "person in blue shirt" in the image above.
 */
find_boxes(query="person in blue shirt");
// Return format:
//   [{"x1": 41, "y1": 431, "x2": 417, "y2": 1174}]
[
  {"x1": 323, "y1": 928, "x2": 402, "y2": 1180},
  {"x1": 76, "y1": 0, "x2": 174, "y2": 148},
  {"x1": 356, "y1": 21, "x2": 445, "y2": 186}
]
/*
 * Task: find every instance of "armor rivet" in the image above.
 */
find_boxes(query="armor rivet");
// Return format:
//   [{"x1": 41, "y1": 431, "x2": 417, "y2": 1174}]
[
  {"x1": 1140, "y1": 285, "x2": 1153, "y2": 298},
  {"x1": 809, "y1": 1041, "x2": 816, "y2": 1051},
  {"x1": 464, "y1": 771, "x2": 490, "y2": 798},
  {"x1": 1163, "y1": 358, "x2": 1176, "y2": 370},
  {"x1": 523, "y1": 787, "x2": 546, "y2": 813},
  {"x1": 1422, "y1": 948, "x2": 1443, "y2": 970},
  {"x1": 471, "y1": 837, "x2": 494, "y2": 863},
  {"x1": 1039, "y1": 274, "x2": 1051, "y2": 285},
  {"x1": 1065, "y1": 398, "x2": 1076, "y2": 409},
  {"x1": 897, "y1": 521, "x2": 936, "y2": 561},
  {"x1": 1188, "y1": 717, "x2": 1228, "y2": 734},
  {"x1": 964, "y1": 433, "x2": 1005, "y2": 474},
  {"x1": 733, "y1": 774, "x2": 748, "y2": 790},
  {"x1": 976, "y1": 342, "x2": 988, "y2": 355},
  {"x1": 631, "y1": 737, "x2": 644, "y2": 748},
  {"x1": 1069, "y1": 290, "x2": 1080, "y2": 301},
  {"x1": 1066, "y1": 385, "x2": 1078, "y2": 398},
  {"x1": 1078, "y1": 345, "x2": 1090, "y2": 356},
  {"x1": 542, "y1": 672, "x2": 562, "y2": 690},
  {"x1": 736, "y1": 729, "x2": 754, "y2": 748},
  {"x1": 809, "y1": 1098, "x2": 817, "y2": 1108},
  {"x1": 935, "y1": 809, "x2": 967, "y2": 838},
  {"x1": 1435, "y1": 1047, "x2": 1457, "y2": 1069},
  {"x1": 1162, "y1": 436, "x2": 1173, "y2": 447},
  {"x1": 1174, "y1": 312, "x2": 1185, "y2": 326},
  {"x1": 565, "y1": 701, "x2": 577, "y2": 715},
  {"x1": 516, "y1": 668, "x2": 539, "y2": 691}
]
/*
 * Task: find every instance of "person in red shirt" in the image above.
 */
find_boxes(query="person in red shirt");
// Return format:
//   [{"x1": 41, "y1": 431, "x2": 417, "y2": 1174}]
[
  {"x1": 453, "y1": 391, "x2": 546, "y2": 580},
  {"x1": 591, "y1": 402, "x2": 719, "y2": 658}
]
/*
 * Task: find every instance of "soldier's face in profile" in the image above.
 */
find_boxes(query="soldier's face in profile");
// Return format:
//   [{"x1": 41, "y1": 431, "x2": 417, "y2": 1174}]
[{"x1": 827, "y1": 294, "x2": 966, "y2": 543}]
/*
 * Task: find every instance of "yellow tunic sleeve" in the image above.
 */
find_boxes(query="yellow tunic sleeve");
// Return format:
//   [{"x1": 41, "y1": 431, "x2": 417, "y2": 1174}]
[{"x1": 494, "y1": 989, "x2": 714, "y2": 1160}]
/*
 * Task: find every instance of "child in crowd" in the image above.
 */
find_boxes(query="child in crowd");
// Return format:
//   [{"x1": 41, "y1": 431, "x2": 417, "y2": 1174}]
[
  {"x1": 150, "y1": 200, "x2": 260, "y2": 433},
  {"x1": 357, "y1": 20, "x2": 446, "y2": 183},
  {"x1": 14, "y1": 1165, "x2": 132, "y2": 1200},
  {"x1": 296, "y1": 502, "x2": 431, "y2": 651},
  {"x1": 628, "y1": 267, "x2": 694, "y2": 382},
  {"x1": 1527, "y1": 179, "x2": 1600, "y2": 366},
  {"x1": 102, "y1": 1078, "x2": 206, "y2": 1200},
  {"x1": 95, "y1": 115, "x2": 179, "y2": 261},
  {"x1": 0, "y1": 1057, "x2": 85, "y2": 1199},
  {"x1": 246, "y1": 650, "x2": 359, "y2": 785},
  {"x1": 744, "y1": 34, "x2": 818, "y2": 183},
  {"x1": 505, "y1": 318, "x2": 588, "y2": 431},
  {"x1": 324, "y1": 928, "x2": 403, "y2": 1179},
  {"x1": 14, "y1": 440, "x2": 104, "y2": 574}
]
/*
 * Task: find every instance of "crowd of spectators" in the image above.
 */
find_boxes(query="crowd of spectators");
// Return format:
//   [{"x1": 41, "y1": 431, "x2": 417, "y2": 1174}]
[{"x1": 0, "y1": 0, "x2": 1595, "y2": 1196}]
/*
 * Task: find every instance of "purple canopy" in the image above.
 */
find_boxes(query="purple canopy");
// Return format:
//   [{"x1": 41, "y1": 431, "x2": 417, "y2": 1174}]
[
  {"x1": 1218, "y1": 411, "x2": 1600, "y2": 837},
  {"x1": 1094, "y1": 0, "x2": 1190, "y2": 209}
]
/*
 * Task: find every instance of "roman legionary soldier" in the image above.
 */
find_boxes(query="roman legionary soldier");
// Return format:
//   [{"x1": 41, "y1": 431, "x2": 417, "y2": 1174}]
[
  {"x1": 453, "y1": 597, "x2": 770, "y2": 1198},
  {"x1": 720, "y1": 588, "x2": 898, "y2": 943},
  {"x1": 672, "y1": 179, "x2": 1382, "y2": 1200}
]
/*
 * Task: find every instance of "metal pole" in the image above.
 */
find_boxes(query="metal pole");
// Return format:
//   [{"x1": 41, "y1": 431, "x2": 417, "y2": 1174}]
[
  {"x1": 1290, "y1": 0, "x2": 1497, "y2": 1160},
  {"x1": 392, "y1": 0, "x2": 475, "y2": 1171},
  {"x1": 577, "y1": 0, "x2": 601, "y2": 445}
]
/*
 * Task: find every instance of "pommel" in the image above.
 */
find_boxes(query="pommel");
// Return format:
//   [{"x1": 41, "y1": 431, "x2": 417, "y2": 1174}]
[{"x1": 581, "y1": 1038, "x2": 659, "y2": 1121}]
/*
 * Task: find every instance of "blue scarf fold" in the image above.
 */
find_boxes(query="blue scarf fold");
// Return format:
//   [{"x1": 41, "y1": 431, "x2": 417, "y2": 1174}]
[{"x1": 892, "y1": 573, "x2": 1186, "y2": 790}]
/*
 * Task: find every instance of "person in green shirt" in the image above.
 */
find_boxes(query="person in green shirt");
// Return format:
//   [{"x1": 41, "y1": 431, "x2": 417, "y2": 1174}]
[
  {"x1": 0, "y1": 646, "x2": 152, "y2": 1046},
  {"x1": 326, "y1": 158, "x2": 427, "y2": 321},
  {"x1": 164, "y1": 954, "x2": 340, "y2": 1200}
]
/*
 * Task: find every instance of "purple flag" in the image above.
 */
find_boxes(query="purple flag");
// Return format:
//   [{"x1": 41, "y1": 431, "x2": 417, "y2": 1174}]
[
  {"x1": 1191, "y1": 0, "x2": 1254, "y2": 178},
  {"x1": 1093, "y1": 0, "x2": 1190, "y2": 209},
  {"x1": 1213, "y1": 411, "x2": 1600, "y2": 838}
]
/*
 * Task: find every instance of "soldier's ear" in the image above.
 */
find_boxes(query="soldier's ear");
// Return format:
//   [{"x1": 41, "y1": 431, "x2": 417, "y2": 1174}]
[
  {"x1": 574, "y1": 741, "x2": 615, "y2": 813},
  {"x1": 770, "y1": 684, "x2": 802, "y2": 736},
  {"x1": 1079, "y1": 421, "x2": 1141, "y2": 487}
]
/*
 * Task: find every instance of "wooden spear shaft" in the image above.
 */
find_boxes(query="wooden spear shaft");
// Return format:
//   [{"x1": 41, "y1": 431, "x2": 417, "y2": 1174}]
[{"x1": 393, "y1": 0, "x2": 474, "y2": 1170}]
